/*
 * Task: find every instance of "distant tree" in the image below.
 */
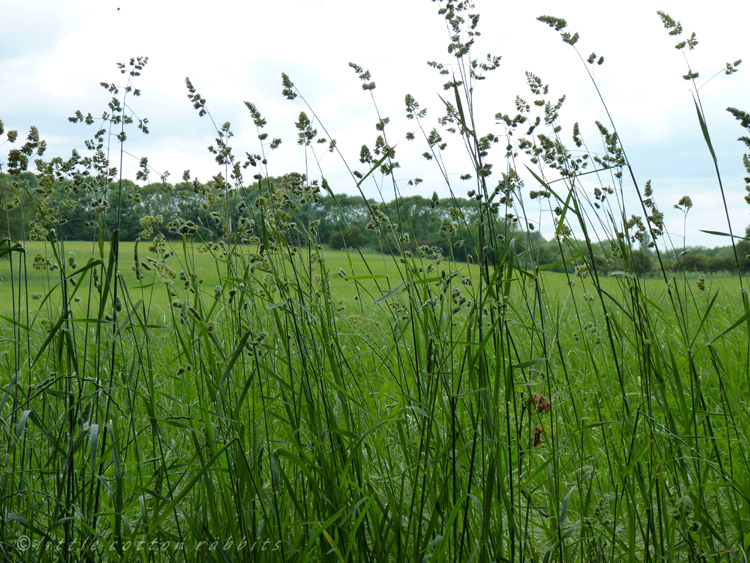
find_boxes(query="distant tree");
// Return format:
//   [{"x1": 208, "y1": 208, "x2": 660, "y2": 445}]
[
  {"x1": 630, "y1": 249, "x2": 654, "y2": 277},
  {"x1": 0, "y1": 172, "x2": 39, "y2": 240},
  {"x1": 678, "y1": 252, "x2": 710, "y2": 273},
  {"x1": 707, "y1": 256, "x2": 736, "y2": 273},
  {"x1": 329, "y1": 225, "x2": 366, "y2": 249}
]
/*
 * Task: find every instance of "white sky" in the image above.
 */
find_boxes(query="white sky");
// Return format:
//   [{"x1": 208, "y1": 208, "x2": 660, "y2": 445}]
[{"x1": 2, "y1": 0, "x2": 749, "y2": 248}]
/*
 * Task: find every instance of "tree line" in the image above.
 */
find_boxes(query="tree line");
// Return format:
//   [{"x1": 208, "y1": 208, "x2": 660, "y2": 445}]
[{"x1": 1, "y1": 171, "x2": 748, "y2": 275}]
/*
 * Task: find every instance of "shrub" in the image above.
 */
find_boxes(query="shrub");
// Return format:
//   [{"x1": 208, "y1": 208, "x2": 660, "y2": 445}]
[{"x1": 329, "y1": 225, "x2": 366, "y2": 249}]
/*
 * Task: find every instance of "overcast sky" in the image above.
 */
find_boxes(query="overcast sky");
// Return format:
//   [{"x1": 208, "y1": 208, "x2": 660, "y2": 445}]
[{"x1": 2, "y1": 0, "x2": 749, "y2": 248}]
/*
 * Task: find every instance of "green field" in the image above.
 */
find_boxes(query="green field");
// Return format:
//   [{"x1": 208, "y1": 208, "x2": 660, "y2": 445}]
[
  {"x1": 0, "y1": 240, "x2": 474, "y2": 312},
  {"x1": 3, "y1": 239, "x2": 739, "y2": 315},
  {"x1": 2, "y1": 233, "x2": 749, "y2": 561},
  {"x1": 3, "y1": 3, "x2": 750, "y2": 560}
]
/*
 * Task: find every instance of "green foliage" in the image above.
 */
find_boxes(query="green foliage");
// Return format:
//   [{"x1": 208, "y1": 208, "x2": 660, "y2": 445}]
[
  {"x1": 1, "y1": 5, "x2": 749, "y2": 563},
  {"x1": 328, "y1": 225, "x2": 366, "y2": 249},
  {"x1": 630, "y1": 248, "x2": 654, "y2": 276}
]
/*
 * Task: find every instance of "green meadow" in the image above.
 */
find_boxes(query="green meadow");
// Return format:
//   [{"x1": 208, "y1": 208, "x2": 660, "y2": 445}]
[{"x1": 4, "y1": 240, "x2": 738, "y2": 311}]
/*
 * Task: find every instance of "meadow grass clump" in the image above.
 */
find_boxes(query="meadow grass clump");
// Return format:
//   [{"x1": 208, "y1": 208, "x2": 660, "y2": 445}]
[{"x1": 1, "y1": 3, "x2": 750, "y2": 562}]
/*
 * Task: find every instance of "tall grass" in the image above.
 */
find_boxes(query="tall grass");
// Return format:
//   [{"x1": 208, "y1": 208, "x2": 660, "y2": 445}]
[{"x1": 1, "y1": 3, "x2": 750, "y2": 562}]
